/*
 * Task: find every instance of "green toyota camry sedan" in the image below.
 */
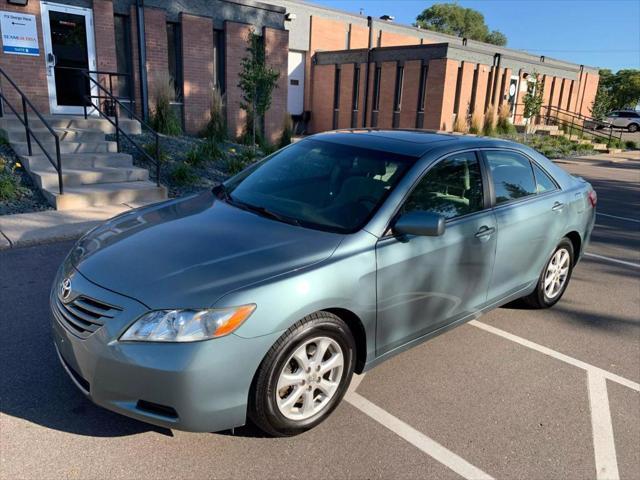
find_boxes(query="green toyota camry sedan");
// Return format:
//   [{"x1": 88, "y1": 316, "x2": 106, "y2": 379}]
[{"x1": 51, "y1": 130, "x2": 596, "y2": 436}]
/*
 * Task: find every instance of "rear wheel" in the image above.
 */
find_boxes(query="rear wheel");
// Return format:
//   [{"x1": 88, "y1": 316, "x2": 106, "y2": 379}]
[
  {"x1": 523, "y1": 238, "x2": 574, "y2": 309},
  {"x1": 248, "y1": 312, "x2": 355, "y2": 436},
  {"x1": 628, "y1": 123, "x2": 639, "y2": 133}
]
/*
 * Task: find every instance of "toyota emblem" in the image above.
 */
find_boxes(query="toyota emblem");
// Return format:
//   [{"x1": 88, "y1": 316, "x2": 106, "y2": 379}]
[{"x1": 60, "y1": 278, "x2": 72, "y2": 301}]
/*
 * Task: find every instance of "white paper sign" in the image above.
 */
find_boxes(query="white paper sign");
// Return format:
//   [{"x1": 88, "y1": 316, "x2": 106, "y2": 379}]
[{"x1": 1, "y1": 11, "x2": 39, "y2": 56}]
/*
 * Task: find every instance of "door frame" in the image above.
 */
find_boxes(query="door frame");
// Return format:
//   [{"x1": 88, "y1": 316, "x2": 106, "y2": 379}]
[
  {"x1": 508, "y1": 74, "x2": 520, "y2": 122},
  {"x1": 40, "y1": 1, "x2": 98, "y2": 115}
]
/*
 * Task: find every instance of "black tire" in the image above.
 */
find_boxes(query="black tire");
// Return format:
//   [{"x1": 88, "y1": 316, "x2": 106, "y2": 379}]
[
  {"x1": 248, "y1": 312, "x2": 355, "y2": 436},
  {"x1": 523, "y1": 238, "x2": 575, "y2": 309},
  {"x1": 628, "y1": 123, "x2": 639, "y2": 133}
]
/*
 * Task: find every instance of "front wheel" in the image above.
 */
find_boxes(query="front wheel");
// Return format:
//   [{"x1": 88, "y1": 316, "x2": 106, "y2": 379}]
[
  {"x1": 628, "y1": 123, "x2": 639, "y2": 133},
  {"x1": 523, "y1": 238, "x2": 575, "y2": 309},
  {"x1": 248, "y1": 312, "x2": 355, "y2": 436}
]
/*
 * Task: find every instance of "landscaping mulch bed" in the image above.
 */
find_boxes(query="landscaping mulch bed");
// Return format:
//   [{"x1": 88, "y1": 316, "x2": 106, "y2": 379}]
[{"x1": 0, "y1": 142, "x2": 52, "y2": 216}]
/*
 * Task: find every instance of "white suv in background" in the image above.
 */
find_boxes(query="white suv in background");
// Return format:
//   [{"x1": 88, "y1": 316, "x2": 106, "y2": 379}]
[{"x1": 603, "y1": 110, "x2": 640, "y2": 132}]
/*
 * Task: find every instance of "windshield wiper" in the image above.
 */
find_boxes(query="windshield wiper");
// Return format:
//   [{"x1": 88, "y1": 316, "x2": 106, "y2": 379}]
[{"x1": 236, "y1": 201, "x2": 301, "y2": 227}]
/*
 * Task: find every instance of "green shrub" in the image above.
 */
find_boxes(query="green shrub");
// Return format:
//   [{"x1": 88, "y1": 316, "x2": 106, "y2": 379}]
[
  {"x1": 0, "y1": 135, "x2": 9, "y2": 146},
  {"x1": 142, "y1": 143, "x2": 169, "y2": 163},
  {"x1": 624, "y1": 140, "x2": 637, "y2": 150},
  {"x1": 0, "y1": 172, "x2": 20, "y2": 201},
  {"x1": 278, "y1": 115, "x2": 294, "y2": 149},
  {"x1": 149, "y1": 73, "x2": 182, "y2": 136},
  {"x1": 225, "y1": 156, "x2": 246, "y2": 175},
  {"x1": 201, "y1": 89, "x2": 226, "y2": 142},
  {"x1": 169, "y1": 163, "x2": 197, "y2": 185},
  {"x1": 185, "y1": 140, "x2": 225, "y2": 167}
]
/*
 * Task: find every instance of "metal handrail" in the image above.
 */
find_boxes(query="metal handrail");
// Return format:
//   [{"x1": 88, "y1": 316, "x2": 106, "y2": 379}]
[
  {"x1": 77, "y1": 69, "x2": 161, "y2": 186},
  {"x1": 0, "y1": 66, "x2": 63, "y2": 194}
]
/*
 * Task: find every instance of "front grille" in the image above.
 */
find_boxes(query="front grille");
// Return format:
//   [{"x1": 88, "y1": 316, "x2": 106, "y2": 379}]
[{"x1": 54, "y1": 294, "x2": 121, "y2": 339}]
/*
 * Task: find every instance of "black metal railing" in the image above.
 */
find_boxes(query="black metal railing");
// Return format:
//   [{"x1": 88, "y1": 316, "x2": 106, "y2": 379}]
[
  {"x1": 0, "y1": 66, "x2": 64, "y2": 194},
  {"x1": 76, "y1": 69, "x2": 161, "y2": 186},
  {"x1": 514, "y1": 103, "x2": 623, "y2": 147}
]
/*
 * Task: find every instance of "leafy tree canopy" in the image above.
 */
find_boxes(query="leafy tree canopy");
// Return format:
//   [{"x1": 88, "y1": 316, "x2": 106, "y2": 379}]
[
  {"x1": 415, "y1": 3, "x2": 507, "y2": 46},
  {"x1": 591, "y1": 69, "x2": 640, "y2": 119}
]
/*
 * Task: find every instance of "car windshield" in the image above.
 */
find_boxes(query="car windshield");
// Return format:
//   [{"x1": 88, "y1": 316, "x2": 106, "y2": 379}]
[{"x1": 221, "y1": 138, "x2": 415, "y2": 233}]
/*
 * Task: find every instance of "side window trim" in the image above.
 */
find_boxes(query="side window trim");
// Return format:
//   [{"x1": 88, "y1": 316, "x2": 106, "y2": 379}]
[{"x1": 479, "y1": 148, "x2": 561, "y2": 209}]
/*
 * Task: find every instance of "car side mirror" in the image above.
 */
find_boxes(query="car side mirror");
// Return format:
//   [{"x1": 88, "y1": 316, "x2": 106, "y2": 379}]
[{"x1": 394, "y1": 211, "x2": 446, "y2": 237}]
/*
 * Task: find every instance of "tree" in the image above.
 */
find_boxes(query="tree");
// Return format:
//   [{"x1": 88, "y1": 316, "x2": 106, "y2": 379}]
[
  {"x1": 415, "y1": 3, "x2": 507, "y2": 46},
  {"x1": 590, "y1": 69, "x2": 640, "y2": 118},
  {"x1": 523, "y1": 73, "x2": 544, "y2": 135},
  {"x1": 238, "y1": 30, "x2": 280, "y2": 148}
]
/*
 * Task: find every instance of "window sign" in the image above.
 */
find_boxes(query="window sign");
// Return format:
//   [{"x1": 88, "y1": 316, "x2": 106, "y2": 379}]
[{"x1": 1, "y1": 11, "x2": 39, "y2": 56}]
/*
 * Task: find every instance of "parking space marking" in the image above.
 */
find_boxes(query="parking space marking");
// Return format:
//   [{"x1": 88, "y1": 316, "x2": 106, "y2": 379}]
[
  {"x1": 469, "y1": 321, "x2": 640, "y2": 392},
  {"x1": 345, "y1": 376, "x2": 494, "y2": 480},
  {"x1": 588, "y1": 372, "x2": 620, "y2": 480},
  {"x1": 584, "y1": 252, "x2": 640, "y2": 269},
  {"x1": 597, "y1": 212, "x2": 640, "y2": 224}
]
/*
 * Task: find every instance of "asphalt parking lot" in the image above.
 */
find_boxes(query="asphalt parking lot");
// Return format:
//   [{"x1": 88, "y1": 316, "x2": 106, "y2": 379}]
[{"x1": 1, "y1": 153, "x2": 638, "y2": 480}]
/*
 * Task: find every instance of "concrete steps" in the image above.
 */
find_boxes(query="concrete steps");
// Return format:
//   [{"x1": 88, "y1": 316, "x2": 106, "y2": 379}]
[
  {"x1": 43, "y1": 181, "x2": 167, "y2": 210},
  {"x1": 2, "y1": 114, "x2": 166, "y2": 210}
]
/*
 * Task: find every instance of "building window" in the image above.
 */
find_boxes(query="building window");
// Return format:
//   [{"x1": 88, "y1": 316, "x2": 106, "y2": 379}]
[
  {"x1": 453, "y1": 63, "x2": 463, "y2": 115},
  {"x1": 352, "y1": 65, "x2": 360, "y2": 111},
  {"x1": 213, "y1": 29, "x2": 225, "y2": 93},
  {"x1": 167, "y1": 22, "x2": 183, "y2": 101},
  {"x1": 372, "y1": 66, "x2": 382, "y2": 111},
  {"x1": 469, "y1": 65, "x2": 479, "y2": 114},
  {"x1": 393, "y1": 65, "x2": 404, "y2": 112},
  {"x1": 418, "y1": 64, "x2": 429, "y2": 112},
  {"x1": 113, "y1": 14, "x2": 133, "y2": 101},
  {"x1": 333, "y1": 66, "x2": 341, "y2": 110}
]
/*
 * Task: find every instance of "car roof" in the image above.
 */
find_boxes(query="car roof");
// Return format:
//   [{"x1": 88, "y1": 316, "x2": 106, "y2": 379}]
[{"x1": 309, "y1": 129, "x2": 525, "y2": 158}]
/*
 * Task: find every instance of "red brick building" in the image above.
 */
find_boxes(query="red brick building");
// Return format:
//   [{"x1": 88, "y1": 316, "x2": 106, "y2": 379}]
[{"x1": 0, "y1": 0, "x2": 600, "y2": 142}]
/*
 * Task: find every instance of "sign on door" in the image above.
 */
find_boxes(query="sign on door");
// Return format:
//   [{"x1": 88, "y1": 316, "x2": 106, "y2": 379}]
[{"x1": 0, "y1": 11, "x2": 39, "y2": 56}]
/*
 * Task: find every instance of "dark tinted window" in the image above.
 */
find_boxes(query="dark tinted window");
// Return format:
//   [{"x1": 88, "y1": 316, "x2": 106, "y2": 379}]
[
  {"x1": 621, "y1": 111, "x2": 640, "y2": 118},
  {"x1": 486, "y1": 151, "x2": 536, "y2": 204},
  {"x1": 403, "y1": 152, "x2": 484, "y2": 219},
  {"x1": 224, "y1": 139, "x2": 413, "y2": 233},
  {"x1": 532, "y1": 162, "x2": 557, "y2": 193},
  {"x1": 167, "y1": 22, "x2": 182, "y2": 100}
]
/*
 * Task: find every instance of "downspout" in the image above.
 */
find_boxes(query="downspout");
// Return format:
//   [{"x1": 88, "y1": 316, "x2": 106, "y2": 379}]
[
  {"x1": 135, "y1": 0, "x2": 149, "y2": 121},
  {"x1": 361, "y1": 16, "x2": 373, "y2": 128}
]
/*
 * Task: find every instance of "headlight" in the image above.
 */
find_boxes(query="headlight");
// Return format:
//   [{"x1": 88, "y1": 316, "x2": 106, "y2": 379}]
[{"x1": 120, "y1": 305, "x2": 256, "y2": 342}]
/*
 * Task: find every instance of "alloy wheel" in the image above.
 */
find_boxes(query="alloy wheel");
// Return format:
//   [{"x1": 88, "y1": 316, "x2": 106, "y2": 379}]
[{"x1": 544, "y1": 248, "x2": 571, "y2": 299}]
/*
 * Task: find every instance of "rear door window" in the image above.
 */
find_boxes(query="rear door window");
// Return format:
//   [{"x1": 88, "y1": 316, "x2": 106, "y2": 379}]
[
  {"x1": 532, "y1": 162, "x2": 557, "y2": 193},
  {"x1": 485, "y1": 151, "x2": 537, "y2": 204}
]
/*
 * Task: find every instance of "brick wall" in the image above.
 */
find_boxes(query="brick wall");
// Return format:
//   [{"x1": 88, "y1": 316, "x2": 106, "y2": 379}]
[
  {"x1": 263, "y1": 26, "x2": 288, "y2": 144},
  {"x1": 144, "y1": 7, "x2": 169, "y2": 111},
  {"x1": 337, "y1": 63, "x2": 354, "y2": 128},
  {"x1": 423, "y1": 58, "x2": 458, "y2": 131},
  {"x1": 472, "y1": 65, "x2": 490, "y2": 117},
  {"x1": 129, "y1": 5, "x2": 142, "y2": 117},
  {"x1": 398, "y1": 60, "x2": 422, "y2": 129},
  {"x1": 559, "y1": 77, "x2": 571, "y2": 111},
  {"x1": 310, "y1": 64, "x2": 335, "y2": 132},
  {"x1": 181, "y1": 13, "x2": 213, "y2": 135},
  {"x1": 349, "y1": 24, "x2": 369, "y2": 49},
  {"x1": 354, "y1": 62, "x2": 368, "y2": 127},
  {"x1": 380, "y1": 31, "x2": 419, "y2": 47},
  {"x1": 0, "y1": 1, "x2": 49, "y2": 113},
  {"x1": 93, "y1": 0, "x2": 117, "y2": 90},
  {"x1": 455, "y1": 61, "x2": 476, "y2": 120},
  {"x1": 579, "y1": 72, "x2": 599, "y2": 117},
  {"x1": 224, "y1": 21, "x2": 252, "y2": 140},
  {"x1": 541, "y1": 74, "x2": 553, "y2": 109},
  {"x1": 549, "y1": 76, "x2": 562, "y2": 109},
  {"x1": 376, "y1": 61, "x2": 396, "y2": 128}
]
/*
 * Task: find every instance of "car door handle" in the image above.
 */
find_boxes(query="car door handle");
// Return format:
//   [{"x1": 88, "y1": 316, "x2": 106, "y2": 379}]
[
  {"x1": 552, "y1": 202, "x2": 565, "y2": 212},
  {"x1": 475, "y1": 226, "x2": 496, "y2": 238}
]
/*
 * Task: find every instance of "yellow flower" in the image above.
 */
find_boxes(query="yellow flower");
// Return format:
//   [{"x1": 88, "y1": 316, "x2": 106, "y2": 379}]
[{"x1": 15, "y1": 162, "x2": 21, "y2": 168}]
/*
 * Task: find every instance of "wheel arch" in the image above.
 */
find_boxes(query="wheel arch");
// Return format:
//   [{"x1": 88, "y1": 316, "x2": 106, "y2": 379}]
[
  {"x1": 564, "y1": 231, "x2": 582, "y2": 265},
  {"x1": 323, "y1": 308, "x2": 367, "y2": 374}
]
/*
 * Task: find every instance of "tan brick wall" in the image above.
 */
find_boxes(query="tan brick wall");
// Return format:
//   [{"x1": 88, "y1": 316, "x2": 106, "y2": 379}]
[
  {"x1": 337, "y1": 63, "x2": 354, "y2": 129},
  {"x1": 224, "y1": 21, "x2": 252, "y2": 140},
  {"x1": 579, "y1": 72, "x2": 599, "y2": 117},
  {"x1": 349, "y1": 24, "x2": 369, "y2": 49},
  {"x1": 0, "y1": 1, "x2": 50, "y2": 113},
  {"x1": 376, "y1": 61, "x2": 396, "y2": 128},
  {"x1": 263, "y1": 27, "x2": 288, "y2": 144},
  {"x1": 541, "y1": 74, "x2": 553, "y2": 109},
  {"x1": 310, "y1": 64, "x2": 335, "y2": 132},
  {"x1": 399, "y1": 60, "x2": 422, "y2": 129},
  {"x1": 144, "y1": 7, "x2": 169, "y2": 111},
  {"x1": 472, "y1": 64, "x2": 490, "y2": 116},
  {"x1": 181, "y1": 13, "x2": 213, "y2": 135},
  {"x1": 423, "y1": 58, "x2": 458, "y2": 131},
  {"x1": 455, "y1": 61, "x2": 476, "y2": 119},
  {"x1": 549, "y1": 76, "x2": 562, "y2": 108},
  {"x1": 380, "y1": 31, "x2": 419, "y2": 47},
  {"x1": 354, "y1": 62, "x2": 367, "y2": 128},
  {"x1": 497, "y1": 67, "x2": 512, "y2": 109},
  {"x1": 93, "y1": 0, "x2": 117, "y2": 90},
  {"x1": 559, "y1": 77, "x2": 571, "y2": 111}
]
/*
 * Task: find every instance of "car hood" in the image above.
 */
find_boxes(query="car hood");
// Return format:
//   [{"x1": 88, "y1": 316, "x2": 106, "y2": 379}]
[{"x1": 69, "y1": 192, "x2": 344, "y2": 308}]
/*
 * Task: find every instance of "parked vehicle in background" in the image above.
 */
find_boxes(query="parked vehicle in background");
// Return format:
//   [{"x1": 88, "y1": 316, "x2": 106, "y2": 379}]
[
  {"x1": 592, "y1": 110, "x2": 640, "y2": 132},
  {"x1": 51, "y1": 130, "x2": 597, "y2": 436}
]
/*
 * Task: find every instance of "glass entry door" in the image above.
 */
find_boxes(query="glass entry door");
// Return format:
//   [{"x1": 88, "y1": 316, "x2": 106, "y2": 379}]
[
  {"x1": 508, "y1": 75, "x2": 520, "y2": 122},
  {"x1": 40, "y1": 2, "x2": 97, "y2": 114}
]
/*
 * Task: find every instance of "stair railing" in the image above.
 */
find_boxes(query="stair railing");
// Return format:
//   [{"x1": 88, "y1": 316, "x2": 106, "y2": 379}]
[
  {"x1": 67, "y1": 67, "x2": 161, "y2": 187},
  {"x1": 0, "y1": 66, "x2": 63, "y2": 194}
]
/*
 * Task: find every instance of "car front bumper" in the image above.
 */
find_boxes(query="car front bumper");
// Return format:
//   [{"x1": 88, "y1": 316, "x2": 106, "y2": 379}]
[{"x1": 50, "y1": 267, "x2": 280, "y2": 432}]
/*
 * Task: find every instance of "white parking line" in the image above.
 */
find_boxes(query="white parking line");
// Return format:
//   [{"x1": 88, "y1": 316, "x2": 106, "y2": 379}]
[
  {"x1": 585, "y1": 252, "x2": 640, "y2": 269},
  {"x1": 588, "y1": 372, "x2": 620, "y2": 480},
  {"x1": 345, "y1": 376, "x2": 494, "y2": 480},
  {"x1": 597, "y1": 212, "x2": 640, "y2": 223},
  {"x1": 469, "y1": 321, "x2": 640, "y2": 392}
]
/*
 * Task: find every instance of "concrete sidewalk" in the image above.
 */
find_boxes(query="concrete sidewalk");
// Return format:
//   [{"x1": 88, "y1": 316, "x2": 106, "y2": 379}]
[{"x1": 0, "y1": 202, "x2": 142, "y2": 250}]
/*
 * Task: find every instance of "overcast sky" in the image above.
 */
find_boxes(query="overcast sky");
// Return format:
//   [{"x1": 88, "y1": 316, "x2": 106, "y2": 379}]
[{"x1": 309, "y1": 0, "x2": 640, "y2": 72}]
